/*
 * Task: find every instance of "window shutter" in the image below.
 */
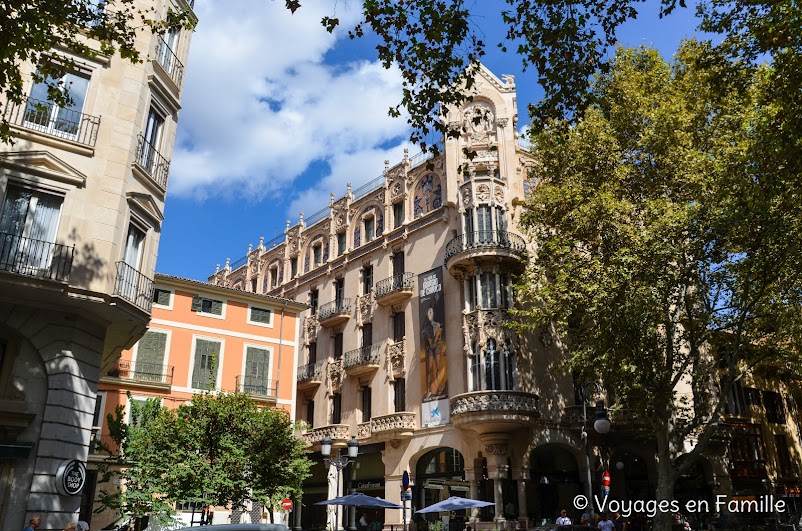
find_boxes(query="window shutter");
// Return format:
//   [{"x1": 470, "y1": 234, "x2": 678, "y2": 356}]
[
  {"x1": 192, "y1": 339, "x2": 219, "y2": 389},
  {"x1": 250, "y1": 307, "x2": 272, "y2": 324},
  {"x1": 210, "y1": 300, "x2": 223, "y2": 315},
  {"x1": 137, "y1": 331, "x2": 167, "y2": 377},
  {"x1": 191, "y1": 295, "x2": 202, "y2": 312}
]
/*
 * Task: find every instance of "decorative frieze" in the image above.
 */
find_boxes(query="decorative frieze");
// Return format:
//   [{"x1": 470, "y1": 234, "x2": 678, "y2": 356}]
[
  {"x1": 372, "y1": 412, "x2": 416, "y2": 433},
  {"x1": 387, "y1": 339, "x2": 406, "y2": 378},
  {"x1": 462, "y1": 309, "x2": 515, "y2": 355},
  {"x1": 357, "y1": 422, "x2": 372, "y2": 439},
  {"x1": 327, "y1": 358, "x2": 344, "y2": 393},
  {"x1": 450, "y1": 391, "x2": 540, "y2": 417},
  {"x1": 301, "y1": 424, "x2": 350, "y2": 446}
]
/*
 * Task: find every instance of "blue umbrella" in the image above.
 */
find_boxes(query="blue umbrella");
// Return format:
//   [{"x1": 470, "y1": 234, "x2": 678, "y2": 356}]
[
  {"x1": 316, "y1": 492, "x2": 403, "y2": 508},
  {"x1": 415, "y1": 496, "x2": 495, "y2": 513}
]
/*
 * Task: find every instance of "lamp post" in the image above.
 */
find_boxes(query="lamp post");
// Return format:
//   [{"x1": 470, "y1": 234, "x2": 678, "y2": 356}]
[
  {"x1": 321, "y1": 435, "x2": 360, "y2": 531},
  {"x1": 579, "y1": 382, "x2": 611, "y2": 520}
]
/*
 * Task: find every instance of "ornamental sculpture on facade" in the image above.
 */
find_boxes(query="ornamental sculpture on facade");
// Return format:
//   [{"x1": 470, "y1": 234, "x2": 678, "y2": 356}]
[
  {"x1": 462, "y1": 309, "x2": 516, "y2": 355},
  {"x1": 358, "y1": 422, "x2": 372, "y2": 439},
  {"x1": 387, "y1": 339, "x2": 406, "y2": 379},
  {"x1": 450, "y1": 391, "x2": 540, "y2": 416},
  {"x1": 303, "y1": 315, "x2": 319, "y2": 345},
  {"x1": 371, "y1": 412, "x2": 416, "y2": 433},
  {"x1": 355, "y1": 292, "x2": 374, "y2": 326},
  {"x1": 327, "y1": 358, "x2": 344, "y2": 394},
  {"x1": 301, "y1": 424, "x2": 350, "y2": 446}
]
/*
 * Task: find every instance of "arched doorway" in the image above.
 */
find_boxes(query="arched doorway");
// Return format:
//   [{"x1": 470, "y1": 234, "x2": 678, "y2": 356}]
[
  {"x1": 609, "y1": 450, "x2": 653, "y2": 502},
  {"x1": 528, "y1": 445, "x2": 582, "y2": 526},
  {"x1": 414, "y1": 447, "x2": 467, "y2": 529}
]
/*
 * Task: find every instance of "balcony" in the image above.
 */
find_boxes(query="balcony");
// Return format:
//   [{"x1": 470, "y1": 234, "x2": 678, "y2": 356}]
[
  {"x1": 104, "y1": 359, "x2": 173, "y2": 388},
  {"x1": 371, "y1": 412, "x2": 416, "y2": 441},
  {"x1": 0, "y1": 232, "x2": 74, "y2": 282},
  {"x1": 134, "y1": 134, "x2": 170, "y2": 192},
  {"x1": 375, "y1": 272, "x2": 414, "y2": 306},
  {"x1": 236, "y1": 374, "x2": 277, "y2": 400},
  {"x1": 89, "y1": 433, "x2": 119, "y2": 456},
  {"x1": 444, "y1": 231, "x2": 526, "y2": 276},
  {"x1": 2, "y1": 97, "x2": 100, "y2": 147},
  {"x1": 113, "y1": 261, "x2": 155, "y2": 313},
  {"x1": 297, "y1": 360, "x2": 324, "y2": 391},
  {"x1": 300, "y1": 424, "x2": 350, "y2": 447},
  {"x1": 155, "y1": 37, "x2": 185, "y2": 88},
  {"x1": 343, "y1": 344, "x2": 381, "y2": 377},
  {"x1": 450, "y1": 390, "x2": 540, "y2": 436},
  {"x1": 318, "y1": 298, "x2": 351, "y2": 328}
]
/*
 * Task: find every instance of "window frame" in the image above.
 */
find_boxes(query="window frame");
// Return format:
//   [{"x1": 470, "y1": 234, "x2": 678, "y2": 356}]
[
  {"x1": 132, "y1": 327, "x2": 172, "y2": 369},
  {"x1": 337, "y1": 232, "x2": 347, "y2": 256},
  {"x1": 92, "y1": 391, "x2": 107, "y2": 430},
  {"x1": 188, "y1": 335, "x2": 225, "y2": 390},
  {"x1": 191, "y1": 294, "x2": 227, "y2": 320},
  {"x1": 25, "y1": 70, "x2": 91, "y2": 141},
  {"x1": 247, "y1": 304, "x2": 274, "y2": 328},
  {"x1": 241, "y1": 343, "x2": 274, "y2": 393},
  {"x1": 152, "y1": 287, "x2": 173, "y2": 309},
  {"x1": 364, "y1": 215, "x2": 376, "y2": 242},
  {"x1": 393, "y1": 202, "x2": 404, "y2": 229}
]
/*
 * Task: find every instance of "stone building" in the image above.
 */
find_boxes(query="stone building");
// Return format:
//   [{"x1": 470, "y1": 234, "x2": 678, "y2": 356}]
[
  {"x1": 0, "y1": 1, "x2": 196, "y2": 529},
  {"x1": 209, "y1": 65, "x2": 802, "y2": 529}
]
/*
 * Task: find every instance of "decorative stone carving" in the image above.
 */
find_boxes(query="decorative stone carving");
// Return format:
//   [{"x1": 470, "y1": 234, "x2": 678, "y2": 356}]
[
  {"x1": 501, "y1": 74, "x2": 515, "y2": 86},
  {"x1": 355, "y1": 292, "x2": 374, "y2": 326},
  {"x1": 372, "y1": 412, "x2": 416, "y2": 434},
  {"x1": 461, "y1": 188, "x2": 473, "y2": 209},
  {"x1": 303, "y1": 315, "x2": 319, "y2": 345},
  {"x1": 300, "y1": 424, "x2": 350, "y2": 446},
  {"x1": 494, "y1": 186, "x2": 505, "y2": 205},
  {"x1": 327, "y1": 358, "x2": 344, "y2": 394},
  {"x1": 287, "y1": 227, "x2": 301, "y2": 256},
  {"x1": 390, "y1": 439, "x2": 402, "y2": 449},
  {"x1": 358, "y1": 422, "x2": 372, "y2": 439},
  {"x1": 497, "y1": 117, "x2": 509, "y2": 128},
  {"x1": 485, "y1": 444, "x2": 509, "y2": 456},
  {"x1": 462, "y1": 309, "x2": 516, "y2": 355},
  {"x1": 391, "y1": 181, "x2": 404, "y2": 200},
  {"x1": 450, "y1": 391, "x2": 540, "y2": 416},
  {"x1": 462, "y1": 103, "x2": 496, "y2": 142},
  {"x1": 387, "y1": 339, "x2": 406, "y2": 378},
  {"x1": 475, "y1": 184, "x2": 491, "y2": 203}
]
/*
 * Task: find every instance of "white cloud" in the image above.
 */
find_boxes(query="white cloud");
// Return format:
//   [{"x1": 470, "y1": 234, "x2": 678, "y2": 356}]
[{"x1": 170, "y1": 0, "x2": 410, "y2": 212}]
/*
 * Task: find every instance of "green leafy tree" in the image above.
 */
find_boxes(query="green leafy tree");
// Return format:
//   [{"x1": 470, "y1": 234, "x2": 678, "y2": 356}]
[
  {"x1": 98, "y1": 392, "x2": 312, "y2": 524},
  {"x1": 514, "y1": 42, "x2": 802, "y2": 530},
  {"x1": 0, "y1": 0, "x2": 196, "y2": 143}
]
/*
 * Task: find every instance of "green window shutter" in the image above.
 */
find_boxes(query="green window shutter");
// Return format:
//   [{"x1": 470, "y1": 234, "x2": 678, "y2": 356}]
[
  {"x1": 245, "y1": 346, "x2": 271, "y2": 395},
  {"x1": 210, "y1": 300, "x2": 223, "y2": 315},
  {"x1": 192, "y1": 339, "x2": 220, "y2": 389},
  {"x1": 250, "y1": 307, "x2": 272, "y2": 324},
  {"x1": 137, "y1": 331, "x2": 167, "y2": 369},
  {"x1": 191, "y1": 295, "x2": 202, "y2": 312},
  {"x1": 154, "y1": 289, "x2": 171, "y2": 306}
]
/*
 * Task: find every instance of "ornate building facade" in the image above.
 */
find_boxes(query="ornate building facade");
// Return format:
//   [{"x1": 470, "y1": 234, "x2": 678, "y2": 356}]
[
  {"x1": 0, "y1": 1, "x2": 196, "y2": 529},
  {"x1": 209, "y1": 66, "x2": 802, "y2": 529}
]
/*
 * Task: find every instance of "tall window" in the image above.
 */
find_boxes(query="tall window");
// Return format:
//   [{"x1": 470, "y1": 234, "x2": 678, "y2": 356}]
[
  {"x1": 364, "y1": 216, "x2": 375, "y2": 242},
  {"x1": 337, "y1": 233, "x2": 346, "y2": 256},
  {"x1": 270, "y1": 267, "x2": 278, "y2": 288},
  {"x1": 140, "y1": 107, "x2": 165, "y2": 173},
  {"x1": 393, "y1": 202, "x2": 404, "y2": 229},
  {"x1": 764, "y1": 391, "x2": 787, "y2": 424},
  {"x1": 394, "y1": 378, "x2": 406, "y2": 412},
  {"x1": 25, "y1": 71, "x2": 90, "y2": 140},
  {"x1": 334, "y1": 278, "x2": 344, "y2": 304},
  {"x1": 362, "y1": 265, "x2": 373, "y2": 295},
  {"x1": 308, "y1": 341, "x2": 317, "y2": 364},
  {"x1": 470, "y1": 338, "x2": 515, "y2": 392},
  {"x1": 191, "y1": 338, "x2": 220, "y2": 389},
  {"x1": 312, "y1": 243, "x2": 322, "y2": 268},
  {"x1": 310, "y1": 289, "x2": 319, "y2": 314},
  {"x1": 123, "y1": 223, "x2": 146, "y2": 269},
  {"x1": 135, "y1": 330, "x2": 167, "y2": 380},
  {"x1": 477, "y1": 205, "x2": 492, "y2": 242},
  {"x1": 306, "y1": 399, "x2": 315, "y2": 428},
  {"x1": 393, "y1": 312, "x2": 405, "y2": 342},
  {"x1": 332, "y1": 393, "x2": 342, "y2": 424},
  {"x1": 290, "y1": 257, "x2": 298, "y2": 278},
  {"x1": 392, "y1": 251, "x2": 405, "y2": 276},
  {"x1": 362, "y1": 323, "x2": 373, "y2": 347},
  {"x1": 333, "y1": 332, "x2": 343, "y2": 360},
  {"x1": 467, "y1": 273, "x2": 512, "y2": 311},
  {"x1": 775, "y1": 434, "x2": 795, "y2": 477},
  {"x1": 243, "y1": 346, "x2": 271, "y2": 394},
  {"x1": 362, "y1": 387, "x2": 372, "y2": 421},
  {"x1": 157, "y1": 26, "x2": 180, "y2": 76},
  {"x1": 0, "y1": 185, "x2": 64, "y2": 272}
]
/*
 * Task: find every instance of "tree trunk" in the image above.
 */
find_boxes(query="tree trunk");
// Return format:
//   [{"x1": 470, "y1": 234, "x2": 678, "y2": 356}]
[{"x1": 654, "y1": 432, "x2": 677, "y2": 531}]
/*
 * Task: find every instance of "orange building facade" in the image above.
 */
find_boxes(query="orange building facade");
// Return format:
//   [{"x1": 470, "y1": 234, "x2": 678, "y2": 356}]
[{"x1": 86, "y1": 273, "x2": 307, "y2": 528}]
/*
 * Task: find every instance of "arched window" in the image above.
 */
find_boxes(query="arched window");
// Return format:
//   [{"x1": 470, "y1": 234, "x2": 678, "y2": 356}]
[{"x1": 413, "y1": 173, "x2": 443, "y2": 219}]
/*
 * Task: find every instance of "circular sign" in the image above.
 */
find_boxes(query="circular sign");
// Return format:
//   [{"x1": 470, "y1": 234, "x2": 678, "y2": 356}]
[
  {"x1": 281, "y1": 498, "x2": 293, "y2": 511},
  {"x1": 55, "y1": 459, "x2": 86, "y2": 496}
]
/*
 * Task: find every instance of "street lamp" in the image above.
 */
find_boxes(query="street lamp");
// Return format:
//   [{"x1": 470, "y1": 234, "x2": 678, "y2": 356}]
[
  {"x1": 579, "y1": 382, "x2": 610, "y2": 519},
  {"x1": 321, "y1": 435, "x2": 359, "y2": 531}
]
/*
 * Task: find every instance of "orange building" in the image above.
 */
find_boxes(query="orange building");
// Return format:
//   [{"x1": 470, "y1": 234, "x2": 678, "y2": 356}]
[{"x1": 86, "y1": 273, "x2": 307, "y2": 528}]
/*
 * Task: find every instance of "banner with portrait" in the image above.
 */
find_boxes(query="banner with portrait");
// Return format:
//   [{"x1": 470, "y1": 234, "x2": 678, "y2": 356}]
[{"x1": 419, "y1": 267, "x2": 447, "y2": 402}]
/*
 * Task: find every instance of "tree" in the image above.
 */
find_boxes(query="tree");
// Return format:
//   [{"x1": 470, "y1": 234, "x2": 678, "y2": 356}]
[
  {"x1": 0, "y1": 0, "x2": 195, "y2": 143},
  {"x1": 283, "y1": 1, "x2": 801, "y2": 147},
  {"x1": 97, "y1": 392, "x2": 312, "y2": 525},
  {"x1": 513, "y1": 42, "x2": 802, "y2": 530}
]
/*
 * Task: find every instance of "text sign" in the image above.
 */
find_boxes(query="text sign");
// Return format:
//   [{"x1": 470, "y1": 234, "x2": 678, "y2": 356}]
[
  {"x1": 282, "y1": 498, "x2": 293, "y2": 511},
  {"x1": 55, "y1": 459, "x2": 86, "y2": 496}
]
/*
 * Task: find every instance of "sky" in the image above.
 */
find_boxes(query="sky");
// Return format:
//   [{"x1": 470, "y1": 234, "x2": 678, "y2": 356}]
[{"x1": 157, "y1": 0, "x2": 703, "y2": 281}]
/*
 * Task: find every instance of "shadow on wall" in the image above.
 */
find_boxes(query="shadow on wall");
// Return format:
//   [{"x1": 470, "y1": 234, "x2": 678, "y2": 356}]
[
  {"x1": 67, "y1": 228, "x2": 107, "y2": 289},
  {"x1": 517, "y1": 328, "x2": 573, "y2": 421}
]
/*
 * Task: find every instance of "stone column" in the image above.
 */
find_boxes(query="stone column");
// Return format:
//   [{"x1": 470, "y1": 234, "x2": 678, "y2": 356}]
[
  {"x1": 512, "y1": 467, "x2": 529, "y2": 527},
  {"x1": 485, "y1": 446, "x2": 509, "y2": 524},
  {"x1": 294, "y1": 495, "x2": 303, "y2": 531},
  {"x1": 465, "y1": 467, "x2": 481, "y2": 523},
  {"x1": 348, "y1": 462, "x2": 357, "y2": 531}
]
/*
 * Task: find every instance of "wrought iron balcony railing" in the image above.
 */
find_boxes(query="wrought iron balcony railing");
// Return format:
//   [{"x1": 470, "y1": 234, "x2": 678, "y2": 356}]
[
  {"x1": 107, "y1": 359, "x2": 174, "y2": 385},
  {"x1": 444, "y1": 231, "x2": 527, "y2": 263},
  {"x1": 90, "y1": 433, "x2": 119, "y2": 455},
  {"x1": 1, "y1": 97, "x2": 101, "y2": 146},
  {"x1": 318, "y1": 298, "x2": 351, "y2": 321},
  {"x1": 0, "y1": 232, "x2": 74, "y2": 282},
  {"x1": 135, "y1": 134, "x2": 170, "y2": 190},
  {"x1": 155, "y1": 37, "x2": 185, "y2": 87},
  {"x1": 297, "y1": 360, "x2": 324, "y2": 382},
  {"x1": 236, "y1": 374, "x2": 277, "y2": 397},
  {"x1": 343, "y1": 344, "x2": 381, "y2": 369},
  {"x1": 114, "y1": 261, "x2": 155, "y2": 313},
  {"x1": 375, "y1": 272, "x2": 414, "y2": 298}
]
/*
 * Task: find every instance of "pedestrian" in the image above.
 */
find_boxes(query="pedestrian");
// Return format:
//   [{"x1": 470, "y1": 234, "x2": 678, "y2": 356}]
[
  {"x1": 63, "y1": 524, "x2": 77, "y2": 531},
  {"x1": 598, "y1": 513, "x2": 615, "y2": 531},
  {"x1": 613, "y1": 511, "x2": 625, "y2": 531},
  {"x1": 23, "y1": 515, "x2": 42, "y2": 531},
  {"x1": 77, "y1": 522, "x2": 90, "y2": 531},
  {"x1": 556, "y1": 509, "x2": 572, "y2": 525}
]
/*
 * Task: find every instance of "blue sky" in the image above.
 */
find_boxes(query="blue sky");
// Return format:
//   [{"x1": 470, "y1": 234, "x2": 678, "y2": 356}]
[{"x1": 158, "y1": 0, "x2": 703, "y2": 281}]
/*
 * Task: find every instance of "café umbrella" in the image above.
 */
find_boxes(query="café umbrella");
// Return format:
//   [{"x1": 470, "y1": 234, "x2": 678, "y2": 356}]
[
  {"x1": 415, "y1": 496, "x2": 495, "y2": 513},
  {"x1": 316, "y1": 492, "x2": 404, "y2": 508}
]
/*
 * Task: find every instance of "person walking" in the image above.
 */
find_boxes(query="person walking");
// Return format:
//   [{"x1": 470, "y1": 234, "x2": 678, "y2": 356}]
[
  {"x1": 556, "y1": 509, "x2": 572, "y2": 525},
  {"x1": 23, "y1": 515, "x2": 42, "y2": 531}
]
